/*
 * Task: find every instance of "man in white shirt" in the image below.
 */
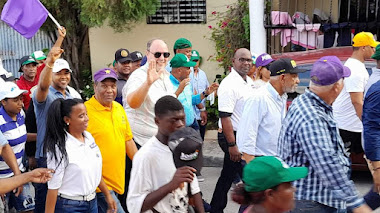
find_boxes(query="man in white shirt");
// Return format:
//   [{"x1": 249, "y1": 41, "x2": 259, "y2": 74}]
[
  {"x1": 123, "y1": 39, "x2": 178, "y2": 146},
  {"x1": 127, "y1": 95, "x2": 204, "y2": 213},
  {"x1": 210, "y1": 48, "x2": 254, "y2": 213},
  {"x1": 333, "y1": 32, "x2": 379, "y2": 157},
  {"x1": 237, "y1": 58, "x2": 305, "y2": 163}
]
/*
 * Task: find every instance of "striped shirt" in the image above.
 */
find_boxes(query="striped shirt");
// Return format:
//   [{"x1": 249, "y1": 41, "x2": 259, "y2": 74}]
[
  {"x1": 0, "y1": 107, "x2": 27, "y2": 178},
  {"x1": 278, "y1": 89, "x2": 364, "y2": 210}
]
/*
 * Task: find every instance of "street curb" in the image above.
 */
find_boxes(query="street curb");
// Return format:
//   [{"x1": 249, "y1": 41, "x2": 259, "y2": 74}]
[{"x1": 204, "y1": 155, "x2": 223, "y2": 167}]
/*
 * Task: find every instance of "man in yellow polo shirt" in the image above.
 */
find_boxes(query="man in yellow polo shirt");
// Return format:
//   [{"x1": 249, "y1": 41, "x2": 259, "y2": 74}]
[{"x1": 85, "y1": 68, "x2": 137, "y2": 213}]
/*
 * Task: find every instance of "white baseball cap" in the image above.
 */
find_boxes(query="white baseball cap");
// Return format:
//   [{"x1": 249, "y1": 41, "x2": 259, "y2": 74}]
[
  {"x1": 0, "y1": 82, "x2": 27, "y2": 101},
  {"x1": 53, "y1": 59, "x2": 72, "y2": 73}
]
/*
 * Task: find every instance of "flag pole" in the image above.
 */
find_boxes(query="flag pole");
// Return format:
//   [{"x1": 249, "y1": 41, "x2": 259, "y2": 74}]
[{"x1": 48, "y1": 12, "x2": 63, "y2": 30}]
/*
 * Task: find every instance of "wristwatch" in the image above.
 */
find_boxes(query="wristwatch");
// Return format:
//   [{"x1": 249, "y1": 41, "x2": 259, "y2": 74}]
[
  {"x1": 227, "y1": 142, "x2": 236, "y2": 147},
  {"x1": 202, "y1": 91, "x2": 209, "y2": 98}
]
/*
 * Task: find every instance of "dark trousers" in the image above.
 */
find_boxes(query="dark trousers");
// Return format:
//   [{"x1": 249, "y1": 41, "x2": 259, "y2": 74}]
[
  {"x1": 34, "y1": 157, "x2": 48, "y2": 213},
  {"x1": 364, "y1": 186, "x2": 380, "y2": 210},
  {"x1": 197, "y1": 120, "x2": 206, "y2": 141},
  {"x1": 118, "y1": 141, "x2": 141, "y2": 212},
  {"x1": 210, "y1": 132, "x2": 243, "y2": 213}
]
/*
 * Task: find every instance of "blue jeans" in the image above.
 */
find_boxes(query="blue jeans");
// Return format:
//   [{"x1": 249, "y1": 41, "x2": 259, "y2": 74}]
[
  {"x1": 55, "y1": 196, "x2": 97, "y2": 213},
  {"x1": 34, "y1": 157, "x2": 48, "y2": 213},
  {"x1": 210, "y1": 132, "x2": 243, "y2": 213},
  {"x1": 364, "y1": 186, "x2": 380, "y2": 210},
  {"x1": 4, "y1": 182, "x2": 35, "y2": 212},
  {"x1": 97, "y1": 190, "x2": 125, "y2": 213},
  {"x1": 290, "y1": 200, "x2": 346, "y2": 213}
]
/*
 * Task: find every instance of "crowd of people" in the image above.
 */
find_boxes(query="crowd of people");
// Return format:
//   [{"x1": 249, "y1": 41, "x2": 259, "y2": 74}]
[{"x1": 1, "y1": 25, "x2": 380, "y2": 213}]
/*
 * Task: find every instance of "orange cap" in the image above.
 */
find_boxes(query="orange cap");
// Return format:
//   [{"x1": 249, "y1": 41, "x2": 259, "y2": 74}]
[{"x1": 352, "y1": 32, "x2": 380, "y2": 47}]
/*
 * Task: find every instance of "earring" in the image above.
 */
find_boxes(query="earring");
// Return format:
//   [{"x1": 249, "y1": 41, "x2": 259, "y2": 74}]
[{"x1": 67, "y1": 123, "x2": 69, "y2": 126}]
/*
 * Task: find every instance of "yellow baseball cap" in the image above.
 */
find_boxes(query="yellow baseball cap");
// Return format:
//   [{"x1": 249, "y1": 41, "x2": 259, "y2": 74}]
[{"x1": 352, "y1": 32, "x2": 380, "y2": 47}]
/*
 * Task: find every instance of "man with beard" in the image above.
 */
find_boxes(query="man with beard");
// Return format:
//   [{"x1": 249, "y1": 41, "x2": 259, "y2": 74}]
[
  {"x1": 210, "y1": 48, "x2": 254, "y2": 213},
  {"x1": 237, "y1": 58, "x2": 305, "y2": 163}
]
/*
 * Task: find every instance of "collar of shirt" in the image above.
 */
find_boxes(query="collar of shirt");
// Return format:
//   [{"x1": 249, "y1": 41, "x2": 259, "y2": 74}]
[
  {"x1": 266, "y1": 83, "x2": 288, "y2": 103},
  {"x1": 87, "y1": 96, "x2": 113, "y2": 112},
  {"x1": 0, "y1": 107, "x2": 22, "y2": 123},
  {"x1": 66, "y1": 131, "x2": 91, "y2": 147},
  {"x1": 49, "y1": 86, "x2": 70, "y2": 97},
  {"x1": 304, "y1": 88, "x2": 332, "y2": 111},
  {"x1": 230, "y1": 68, "x2": 250, "y2": 84},
  {"x1": 169, "y1": 74, "x2": 180, "y2": 86},
  {"x1": 372, "y1": 67, "x2": 380, "y2": 73}
]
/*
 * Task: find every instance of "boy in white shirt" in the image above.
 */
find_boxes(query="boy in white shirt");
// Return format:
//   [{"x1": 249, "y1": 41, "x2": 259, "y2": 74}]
[{"x1": 127, "y1": 95, "x2": 204, "y2": 213}]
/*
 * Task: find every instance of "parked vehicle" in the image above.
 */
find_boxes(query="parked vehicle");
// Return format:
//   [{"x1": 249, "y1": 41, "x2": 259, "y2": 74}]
[{"x1": 272, "y1": 47, "x2": 376, "y2": 171}]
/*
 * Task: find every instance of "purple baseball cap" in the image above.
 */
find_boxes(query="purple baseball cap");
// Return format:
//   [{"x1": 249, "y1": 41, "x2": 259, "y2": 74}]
[
  {"x1": 310, "y1": 56, "x2": 351, "y2": 86},
  {"x1": 94, "y1": 68, "x2": 118, "y2": 82},
  {"x1": 255, "y1": 53, "x2": 274, "y2": 67}
]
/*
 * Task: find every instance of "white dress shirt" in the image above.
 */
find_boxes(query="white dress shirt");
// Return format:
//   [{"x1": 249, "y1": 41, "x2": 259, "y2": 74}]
[
  {"x1": 217, "y1": 68, "x2": 254, "y2": 131},
  {"x1": 237, "y1": 83, "x2": 287, "y2": 156}
]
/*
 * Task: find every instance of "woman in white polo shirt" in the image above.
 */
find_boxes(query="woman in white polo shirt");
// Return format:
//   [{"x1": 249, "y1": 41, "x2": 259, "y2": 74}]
[{"x1": 44, "y1": 98, "x2": 116, "y2": 213}]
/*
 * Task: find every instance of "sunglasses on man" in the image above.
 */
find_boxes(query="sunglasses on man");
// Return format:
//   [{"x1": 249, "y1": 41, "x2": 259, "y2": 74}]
[{"x1": 148, "y1": 50, "x2": 170, "y2": 58}]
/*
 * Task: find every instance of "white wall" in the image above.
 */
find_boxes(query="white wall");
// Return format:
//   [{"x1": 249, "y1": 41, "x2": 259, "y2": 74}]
[{"x1": 88, "y1": 0, "x2": 236, "y2": 83}]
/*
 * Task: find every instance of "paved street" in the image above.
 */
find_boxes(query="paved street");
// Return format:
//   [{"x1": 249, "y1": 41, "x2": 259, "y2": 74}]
[{"x1": 199, "y1": 167, "x2": 379, "y2": 213}]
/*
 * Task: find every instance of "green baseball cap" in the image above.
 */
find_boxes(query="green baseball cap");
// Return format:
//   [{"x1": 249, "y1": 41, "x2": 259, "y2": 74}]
[
  {"x1": 371, "y1": 44, "x2": 380, "y2": 60},
  {"x1": 243, "y1": 156, "x2": 308, "y2": 192},
  {"x1": 190, "y1": 50, "x2": 200, "y2": 61},
  {"x1": 170, "y1": 53, "x2": 196, "y2": 68},
  {"x1": 31, "y1": 50, "x2": 47, "y2": 61},
  {"x1": 174, "y1": 38, "x2": 192, "y2": 53}
]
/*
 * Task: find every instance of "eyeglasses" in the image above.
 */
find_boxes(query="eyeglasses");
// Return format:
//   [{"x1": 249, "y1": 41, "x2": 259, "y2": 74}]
[
  {"x1": 148, "y1": 50, "x2": 170, "y2": 58},
  {"x1": 237, "y1": 58, "x2": 253, "y2": 63}
]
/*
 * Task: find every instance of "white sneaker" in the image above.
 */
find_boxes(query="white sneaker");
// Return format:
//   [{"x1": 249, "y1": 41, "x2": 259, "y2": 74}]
[{"x1": 197, "y1": 175, "x2": 205, "y2": 182}]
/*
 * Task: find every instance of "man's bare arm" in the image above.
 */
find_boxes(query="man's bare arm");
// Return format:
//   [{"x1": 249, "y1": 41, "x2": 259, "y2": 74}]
[{"x1": 350, "y1": 92, "x2": 364, "y2": 120}]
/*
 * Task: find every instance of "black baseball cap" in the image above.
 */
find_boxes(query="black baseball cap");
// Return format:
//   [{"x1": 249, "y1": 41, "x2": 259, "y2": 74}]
[
  {"x1": 168, "y1": 127, "x2": 203, "y2": 172},
  {"x1": 115, "y1": 48, "x2": 132, "y2": 63},
  {"x1": 269, "y1": 58, "x2": 306, "y2": 76},
  {"x1": 130, "y1": 51, "x2": 143, "y2": 62},
  {"x1": 19, "y1": 55, "x2": 38, "y2": 72}
]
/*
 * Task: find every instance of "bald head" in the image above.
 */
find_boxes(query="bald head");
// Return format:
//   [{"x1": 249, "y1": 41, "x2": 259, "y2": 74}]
[{"x1": 232, "y1": 48, "x2": 252, "y2": 76}]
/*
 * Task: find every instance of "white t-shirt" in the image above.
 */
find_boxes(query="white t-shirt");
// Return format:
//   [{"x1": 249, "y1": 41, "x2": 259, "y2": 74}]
[
  {"x1": 333, "y1": 58, "x2": 369, "y2": 132},
  {"x1": 47, "y1": 131, "x2": 102, "y2": 196},
  {"x1": 123, "y1": 63, "x2": 175, "y2": 146},
  {"x1": 217, "y1": 68, "x2": 254, "y2": 130},
  {"x1": 127, "y1": 136, "x2": 200, "y2": 213}
]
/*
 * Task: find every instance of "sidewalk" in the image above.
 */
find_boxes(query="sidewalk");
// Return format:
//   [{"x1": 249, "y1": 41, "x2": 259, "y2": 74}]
[{"x1": 203, "y1": 130, "x2": 224, "y2": 167}]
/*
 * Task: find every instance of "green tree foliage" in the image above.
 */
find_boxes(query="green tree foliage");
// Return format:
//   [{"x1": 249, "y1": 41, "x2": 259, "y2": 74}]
[
  {"x1": 206, "y1": 0, "x2": 250, "y2": 129},
  {"x1": 0, "y1": 0, "x2": 159, "y2": 91},
  {"x1": 208, "y1": 0, "x2": 250, "y2": 74}
]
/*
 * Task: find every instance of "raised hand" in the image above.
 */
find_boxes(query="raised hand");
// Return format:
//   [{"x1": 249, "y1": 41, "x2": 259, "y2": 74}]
[
  {"x1": 46, "y1": 47, "x2": 64, "y2": 66},
  {"x1": 58, "y1": 26, "x2": 66, "y2": 38},
  {"x1": 147, "y1": 60, "x2": 163, "y2": 85}
]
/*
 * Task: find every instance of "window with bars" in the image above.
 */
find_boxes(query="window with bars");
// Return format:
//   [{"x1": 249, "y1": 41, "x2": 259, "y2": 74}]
[{"x1": 147, "y1": 0, "x2": 207, "y2": 24}]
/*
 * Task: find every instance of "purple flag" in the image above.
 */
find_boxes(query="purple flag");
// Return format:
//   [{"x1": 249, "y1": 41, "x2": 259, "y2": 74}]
[{"x1": 1, "y1": 0, "x2": 48, "y2": 39}]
